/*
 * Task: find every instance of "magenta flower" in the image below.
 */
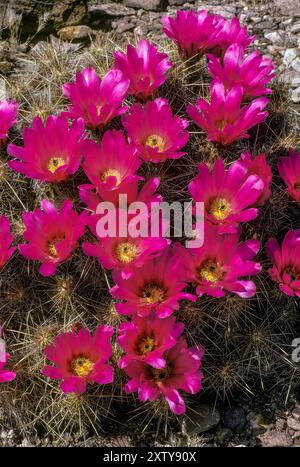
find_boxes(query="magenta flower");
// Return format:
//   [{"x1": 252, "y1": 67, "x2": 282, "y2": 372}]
[
  {"x1": 114, "y1": 39, "x2": 172, "y2": 100},
  {"x1": 123, "y1": 338, "x2": 204, "y2": 415},
  {"x1": 175, "y1": 225, "x2": 261, "y2": 298},
  {"x1": 208, "y1": 44, "x2": 275, "y2": 97},
  {"x1": 19, "y1": 200, "x2": 86, "y2": 277},
  {"x1": 189, "y1": 158, "x2": 264, "y2": 234},
  {"x1": 8, "y1": 115, "x2": 84, "y2": 182},
  {"x1": 0, "y1": 100, "x2": 18, "y2": 142},
  {"x1": 266, "y1": 229, "x2": 300, "y2": 297},
  {"x1": 162, "y1": 10, "x2": 224, "y2": 60},
  {"x1": 278, "y1": 149, "x2": 300, "y2": 204},
  {"x1": 110, "y1": 249, "x2": 196, "y2": 319},
  {"x1": 213, "y1": 17, "x2": 255, "y2": 57},
  {"x1": 0, "y1": 215, "x2": 16, "y2": 269},
  {"x1": 122, "y1": 98, "x2": 189, "y2": 163},
  {"x1": 83, "y1": 233, "x2": 169, "y2": 280},
  {"x1": 0, "y1": 326, "x2": 16, "y2": 384},
  {"x1": 79, "y1": 175, "x2": 162, "y2": 215},
  {"x1": 81, "y1": 130, "x2": 141, "y2": 205},
  {"x1": 118, "y1": 315, "x2": 184, "y2": 369},
  {"x1": 62, "y1": 67, "x2": 129, "y2": 128},
  {"x1": 41, "y1": 325, "x2": 114, "y2": 394},
  {"x1": 236, "y1": 151, "x2": 272, "y2": 206},
  {"x1": 187, "y1": 81, "x2": 269, "y2": 146}
]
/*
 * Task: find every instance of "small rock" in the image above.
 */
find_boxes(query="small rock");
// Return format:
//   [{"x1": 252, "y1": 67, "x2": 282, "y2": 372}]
[
  {"x1": 223, "y1": 406, "x2": 246, "y2": 434},
  {"x1": 214, "y1": 428, "x2": 234, "y2": 446},
  {"x1": 251, "y1": 17, "x2": 262, "y2": 23},
  {"x1": 287, "y1": 416, "x2": 300, "y2": 431},
  {"x1": 275, "y1": 0, "x2": 300, "y2": 17},
  {"x1": 249, "y1": 413, "x2": 268, "y2": 436},
  {"x1": 292, "y1": 58, "x2": 300, "y2": 73},
  {"x1": 292, "y1": 406, "x2": 300, "y2": 421},
  {"x1": 283, "y1": 48, "x2": 298, "y2": 67},
  {"x1": 288, "y1": 85, "x2": 300, "y2": 102},
  {"x1": 115, "y1": 22, "x2": 135, "y2": 34},
  {"x1": 168, "y1": 0, "x2": 186, "y2": 5},
  {"x1": 254, "y1": 21, "x2": 275, "y2": 30},
  {"x1": 88, "y1": 3, "x2": 135, "y2": 16},
  {"x1": 123, "y1": 0, "x2": 163, "y2": 11},
  {"x1": 265, "y1": 31, "x2": 283, "y2": 44},
  {"x1": 182, "y1": 405, "x2": 220, "y2": 435},
  {"x1": 58, "y1": 25, "x2": 93, "y2": 42},
  {"x1": 275, "y1": 418, "x2": 287, "y2": 431},
  {"x1": 259, "y1": 430, "x2": 293, "y2": 447},
  {"x1": 291, "y1": 21, "x2": 300, "y2": 33},
  {"x1": 281, "y1": 70, "x2": 300, "y2": 87}
]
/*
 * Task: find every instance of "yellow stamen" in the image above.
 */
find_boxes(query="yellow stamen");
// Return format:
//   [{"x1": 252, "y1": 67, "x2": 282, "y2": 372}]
[
  {"x1": 71, "y1": 356, "x2": 94, "y2": 377},
  {"x1": 209, "y1": 197, "x2": 231, "y2": 220},
  {"x1": 47, "y1": 157, "x2": 66, "y2": 174},
  {"x1": 137, "y1": 336, "x2": 155, "y2": 355},
  {"x1": 215, "y1": 119, "x2": 227, "y2": 131},
  {"x1": 197, "y1": 259, "x2": 223, "y2": 283},
  {"x1": 47, "y1": 236, "x2": 65, "y2": 258},
  {"x1": 140, "y1": 283, "x2": 166, "y2": 304},
  {"x1": 145, "y1": 134, "x2": 165, "y2": 152},
  {"x1": 114, "y1": 242, "x2": 138, "y2": 263},
  {"x1": 100, "y1": 169, "x2": 121, "y2": 185}
]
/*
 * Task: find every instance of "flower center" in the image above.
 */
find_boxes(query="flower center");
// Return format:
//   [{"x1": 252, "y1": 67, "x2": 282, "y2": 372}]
[
  {"x1": 71, "y1": 356, "x2": 94, "y2": 377},
  {"x1": 47, "y1": 236, "x2": 65, "y2": 258},
  {"x1": 100, "y1": 169, "x2": 122, "y2": 185},
  {"x1": 209, "y1": 197, "x2": 231, "y2": 220},
  {"x1": 140, "y1": 282, "x2": 166, "y2": 304},
  {"x1": 285, "y1": 265, "x2": 300, "y2": 282},
  {"x1": 151, "y1": 366, "x2": 171, "y2": 382},
  {"x1": 114, "y1": 242, "x2": 138, "y2": 263},
  {"x1": 197, "y1": 259, "x2": 223, "y2": 283},
  {"x1": 145, "y1": 134, "x2": 165, "y2": 152},
  {"x1": 137, "y1": 336, "x2": 155, "y2": 355},
  {"x1": 47, "y1": 157, "x2": 65, "y2": 174},
  {"x1": 215, "y1": 119, "x2": 227, "y2": 131}
]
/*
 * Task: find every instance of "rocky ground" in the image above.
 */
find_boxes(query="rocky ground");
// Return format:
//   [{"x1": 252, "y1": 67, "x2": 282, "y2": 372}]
[
  {"x1": 0, "y1": 0, "x2": 300, "y2": 448},
  {"x1": 0, "y1": 0, "x2": 300, "y2": 101}
]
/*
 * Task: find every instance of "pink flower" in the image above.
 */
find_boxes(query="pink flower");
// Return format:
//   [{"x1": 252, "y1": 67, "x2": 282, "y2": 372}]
[
  {"x1": 110, "y1": 248, "x2": 196, "y2": 319},
  {"x1": 83, "y1": 233, "x2": 169, "y2": 280},
  {"x1": 0, "y1": 100, "x2": 18, "y2": 142},
  {"x1": 117, "y1": 315, "x2": 184, "y2": 369},
  {"x1": 19, "y1": 200, "x2": 86, "y2": 277},
  {"x1": 189, "y1": 158, "x2": 264, "y2": 234},
  {"x1": 266, "y1": 229, "x2": 300, "y2": 297},
  {"x1": 123, "y1": 338, "x2": 204, "y2": 415},
  {"x1": 81, "y1": 130, "x2": 141, "y2": 205},
  {"x1": 212, "y1": 17, "x2": 255, "y2": 57},
  {"x1": 122, "y1": 98, "x2": 189, "y2": 163},
  {"x1": 175, "y1": 225, "x2": 261, "y2": 298},
  {"x1": 41, "y1": 325, "x2": 114, "y2": 394},
  {"x1": 114, "y1": 39, "x2": 172, "y2": 99},
  {"x1": 187, "y1": 81, "x2": 269, "y2": 146},
  {"x1": 236, "y1": 151, "x2": 272, "y2": 206},
  {"x1": 62, "y1": 67, "x2": 129, "y2": 128},
  {"x1": 278, "y1": 149, "x2": 300, "y2": 204},
  {"x1": 207, "y1": 44, "x2": 275, "y2": 97},
  {"x1": 80, "y1": 176, "x2": 162, "y2": 213},
  {"x1": 0, "y1": 215, "x2": 16, "y2": 268},
  {"x1": 162, "y1": 10, "x2": 224, "y2": 60},
  {"x1": 0, "y1": 326, "x2": 16, "y2": 384},
  {"x1": 8, "y1": 115, "x2": 84, "y2": 182}
]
